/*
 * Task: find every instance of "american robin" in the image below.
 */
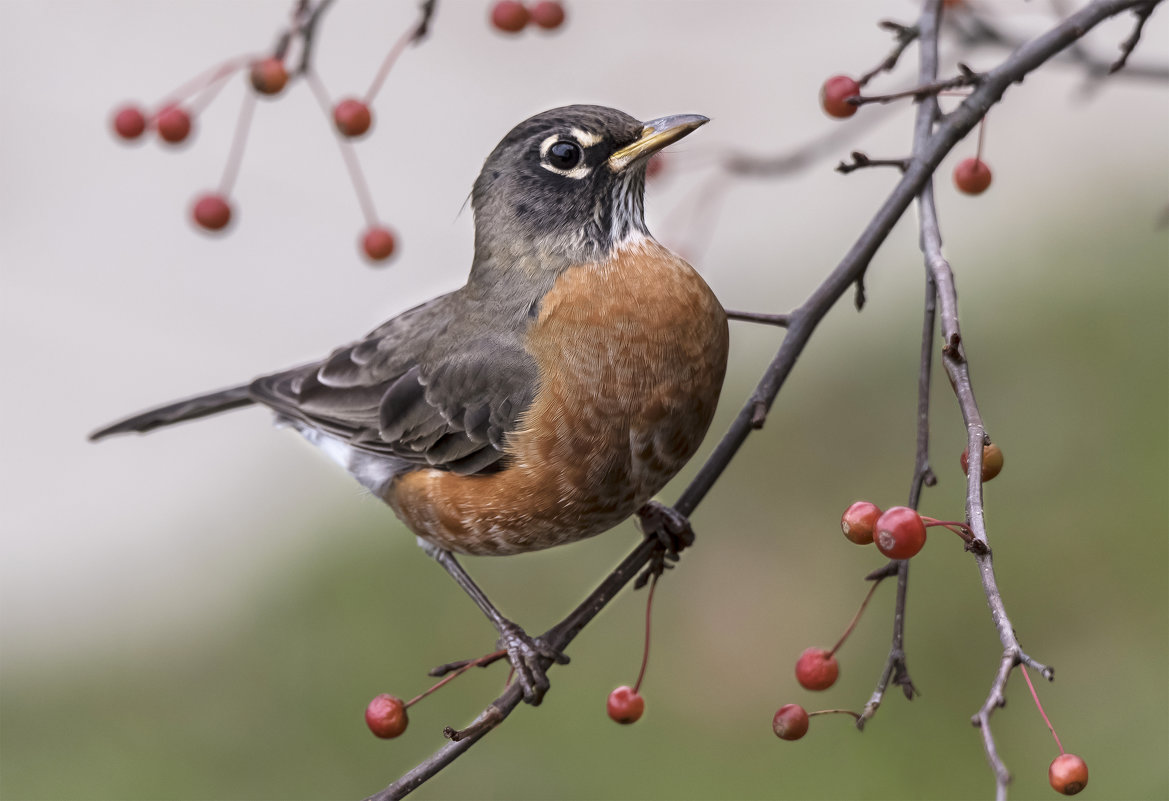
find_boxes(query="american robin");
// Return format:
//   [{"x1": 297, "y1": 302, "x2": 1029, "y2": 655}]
[{"x1": 91, "y1": 105, "x2": 730, "y2": 704}]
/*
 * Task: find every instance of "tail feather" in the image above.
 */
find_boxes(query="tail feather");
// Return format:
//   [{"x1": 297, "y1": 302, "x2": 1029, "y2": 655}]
[{"x1": 89, "y1": 385, "x2": 255, "y2": 441}]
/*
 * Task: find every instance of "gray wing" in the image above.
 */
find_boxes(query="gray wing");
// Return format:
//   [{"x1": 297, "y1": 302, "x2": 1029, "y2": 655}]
[{"x1": 249, "y1": 292, "x2": 538, "y2": 475}]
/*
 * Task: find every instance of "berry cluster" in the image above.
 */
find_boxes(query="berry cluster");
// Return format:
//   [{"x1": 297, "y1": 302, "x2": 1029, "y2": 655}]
[
  {"x1": 773, "y1": 439, "x2": 1083, "y2": 795},
  {"x1": 839, "y1": 443, "x2": 1004, "y2": 559},
  {"x1": 770, "y1": 444, "x2": 1009, "y2": 737},
  {"x1": 107, "y1": 6, "x2": 450, "y2": 265},
  {"x1": 490, "y1": 1, "x2": 566, "y2": 34}
]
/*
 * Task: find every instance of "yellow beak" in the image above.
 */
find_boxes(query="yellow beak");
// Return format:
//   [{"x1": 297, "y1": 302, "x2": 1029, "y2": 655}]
[{"x1": 608, "y1": 113, "x2": 709, "y2": 172}]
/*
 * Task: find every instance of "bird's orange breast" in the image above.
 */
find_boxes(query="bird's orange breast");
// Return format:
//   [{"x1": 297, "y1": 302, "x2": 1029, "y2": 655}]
[{"x1": 386, "y1": 239, "x2": 728, "y2": 555}]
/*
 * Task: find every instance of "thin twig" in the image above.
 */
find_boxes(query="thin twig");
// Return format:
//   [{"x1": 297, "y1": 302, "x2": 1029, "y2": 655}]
[
  {"x1": 1110, "y1": 0, "x2": 1160, "y2": 72},
  {"x1": 947, "y1": 2, "x2": 1169, "y2": 80},
  {"x1": 836, "y1": 151, "x2": 912, "y2": 174},
  {"x1": 973, "y1": 652, "x2": 1016, "y2": 801},
  {"x1": 859, "y1": 20, "x2": 922, "y2": 85},
  {"x1": 291, "y1": 0, "x2": 337, "y2": 76},
  {"x1": 850, "y1": 64, "x2": 981, "y2": 106},
  {"x1": 725, "y1": 310, "x2": 790, "y2": 327}
]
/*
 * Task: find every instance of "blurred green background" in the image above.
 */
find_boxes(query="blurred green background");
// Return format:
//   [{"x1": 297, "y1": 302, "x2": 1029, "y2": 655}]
[
  {"x1": 5, "y1": 202, "x2": 1166, "y2": 799},
  {"x1": 2, "y1": 2, "x2": 1166, "y2": 800}
]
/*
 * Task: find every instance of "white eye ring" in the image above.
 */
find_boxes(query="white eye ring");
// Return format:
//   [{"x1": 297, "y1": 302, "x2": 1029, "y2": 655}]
[{"x1": 539, "y1": 133, "x2": 593, "y2": 179}]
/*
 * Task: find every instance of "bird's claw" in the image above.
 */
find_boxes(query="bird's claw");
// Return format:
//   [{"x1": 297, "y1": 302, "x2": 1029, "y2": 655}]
[
  {"x1": 635, "y1": 501, "x2": 695, "y2": 588},
  {"x1": 637, "y1": 500, "x2": 695, "y2": 553},
  {"x1": 497, "y1": 621, "x2": 569, "y2": 706}
]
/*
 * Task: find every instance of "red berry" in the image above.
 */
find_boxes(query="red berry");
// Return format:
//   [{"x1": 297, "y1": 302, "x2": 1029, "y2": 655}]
[
  {"x1": 529, "y1": 1, "x2": 566, "y2": 29},
  {"x1": 954, "y1": 157, "x2": 992, "y2": 194},
  {"x1": 365, "y1": 693, "x2": 409, "y2": 739},
  {"x1": 960, "y1": 443, "x2": 1004, "y2": 481},
  {"x1": 333, "y1": 99, "x2": 372, "y2": 138},
  {"x1": 606, "y1": 685, "x2": 645, "y2": 724},
  {"x1": 1049, "y1": 753, "x2": 1089, "y2": 795},
  {"x1": 249, "y1": 58, "x2": 288, "y2": 96},
  {"x1": 841, "y1": 501, "x2": 881, "y2": 545},
  {"x1": 490, "y1": 0, "x2": 529, "y2": 32},
  {"x1": 772, "y1": 704, "x2": 810, "y2": 740},
  {"x1": 820, "y1": 75, "x2": 861, "y2": 119},
  {"x1": 874, "y1": 506, "x2": 927, "y2": 560},
  {"x1": 362, "y1": 226, "x2": 397, "y2": 262},
  {"x1": 155, "y1": 106, "x2": 192, "y2": 144},
  {"x1": 795, "y1": 647, "x2": 839, "y2": 691},
  {"x1": 191, "y1": 193, "x2": 232, "y2": 232},
  {"x1": 112, "y1": 105, "x2": 147, "y2": 140}
]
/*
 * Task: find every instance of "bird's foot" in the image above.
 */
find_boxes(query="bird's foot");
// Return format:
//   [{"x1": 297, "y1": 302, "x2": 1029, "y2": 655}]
[
  {"x1": 496, "y1": 620, "x2": 569, "y2": 706},
  {"x1": 635, "y1": 501, "x2": 695, "y2": 588}
]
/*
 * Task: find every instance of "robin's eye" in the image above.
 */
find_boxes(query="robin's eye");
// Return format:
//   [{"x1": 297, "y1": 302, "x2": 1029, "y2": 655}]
[{"x1": 547, "y1": 141, "x2": 582, "y2": 170}]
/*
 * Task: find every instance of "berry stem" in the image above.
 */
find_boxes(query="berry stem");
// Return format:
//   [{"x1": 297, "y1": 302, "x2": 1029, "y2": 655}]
[
  {"x1": 975, "y1": 116, "x2": 987, "y2": 162},
  {"x1": 632, "y1": 573, "x2": 658, "y2": 693},
  {"x1": 1021, "y1": 664, "x2": 1066, "y2": 755},
  {"x1": 807, "y1": 708, "x2": 862, "y2": 720},
  {"x1": 304, "y1": 70, "x2": 380, "y2": 226},
  {"x1": 405, "y1": 648, "x2": 507, "y2": 709},
  {"x1": 217, "y1": 90, "x2": 257, "y2": 196},
  {"x1": 829, "y1": 576, "x2": 884, "y2": 657},
  {"x1": 919, "y1": 516, "x2": 980, "y2": 548},
  {"x1": 158, "y1": 54, "x2": 258, "y2": 115},
  {"x1": 364, "y1": 3, "x2": 433, "y2": 105}
]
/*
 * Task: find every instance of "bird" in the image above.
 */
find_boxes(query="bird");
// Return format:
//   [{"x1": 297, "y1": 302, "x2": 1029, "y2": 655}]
[{"x1": 91, "y1": 105, "x2": 730, "y2": 704}]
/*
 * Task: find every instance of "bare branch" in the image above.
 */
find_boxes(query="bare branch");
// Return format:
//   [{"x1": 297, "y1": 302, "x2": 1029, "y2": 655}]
[
  {"x1": 947, "y1": 1, "x2": 1169, "y2": 81},
  {"x1": 835, "y1": 151, "x2": 911, "y2": 174},
  {"x1": 850, "y1": 63, "x2": 981, "y2": 106},
  {"x1": 858, "y1": 20, "x2": 921, "y2": 85},
  {"x1": 1110, "y1": 0, "x2": 1160, "y2": 72},
  {"x1": 725, "y1": 310, "x2": 791, "y2": 327},
  {"x1": 289, "y1": 0, "x2": 337, "y2": 76},
  {"x1": 908, "y1": 2, "x2": 1071, "y2": 793}
]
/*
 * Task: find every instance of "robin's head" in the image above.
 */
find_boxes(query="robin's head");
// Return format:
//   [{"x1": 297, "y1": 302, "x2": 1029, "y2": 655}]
[{"x1": 470, "y1": 105, "x2": 707, "y2": 273}]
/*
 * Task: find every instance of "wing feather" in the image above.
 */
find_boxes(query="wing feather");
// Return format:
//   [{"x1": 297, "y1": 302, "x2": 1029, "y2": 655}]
[{"x1": 249, "y1": 291, "x2": 538, "y2": 475}]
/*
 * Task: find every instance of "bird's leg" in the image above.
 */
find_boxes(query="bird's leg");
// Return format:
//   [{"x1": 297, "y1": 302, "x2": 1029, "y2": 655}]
[
  {"x1": 417, "y1": 539, "x2": 568, "y2": 705},
  {"x1": 634, "y1": 500, "x2": 696, "y2": 588}
]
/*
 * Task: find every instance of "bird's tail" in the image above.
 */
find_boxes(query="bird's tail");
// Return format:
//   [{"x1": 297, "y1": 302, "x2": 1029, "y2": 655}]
[{"x1": 89, "y1": 385, "x2": 255, "y2": 441}]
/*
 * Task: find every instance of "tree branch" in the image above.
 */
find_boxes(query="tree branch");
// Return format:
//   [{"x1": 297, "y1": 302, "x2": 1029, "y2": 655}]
[
  {"x1": 365, "y1": 0, "x2": 1156, "y2": 795},
  {"x1": 910, "y1": 3, "x2": 1063, "y2": 795}
]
